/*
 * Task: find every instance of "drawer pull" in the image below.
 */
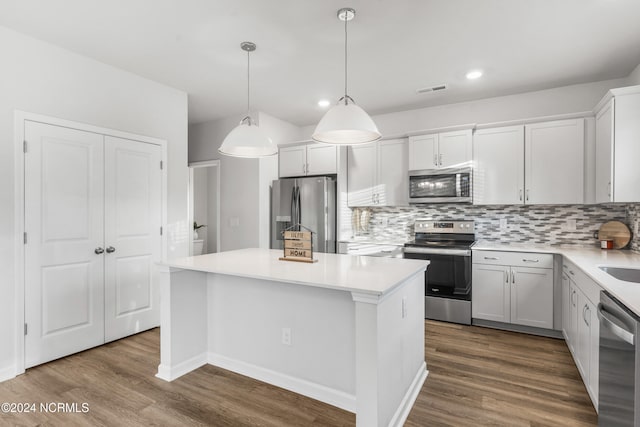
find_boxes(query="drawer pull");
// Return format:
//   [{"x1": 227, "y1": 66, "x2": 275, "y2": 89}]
[
  {"x1": 484, "y1": 256, "x2": 498, "y2": 260},
  {"x1": 522, "y1": 259, "x2": 539, "y2": 263},
  {"x1": 569, "y1": 270, "x2": 575, "y2": 276}
]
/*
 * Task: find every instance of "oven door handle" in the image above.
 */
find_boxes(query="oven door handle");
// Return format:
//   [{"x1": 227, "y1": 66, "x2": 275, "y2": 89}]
[{"x1": 403, "y1": 247, "x2": 471, "y2": 256}]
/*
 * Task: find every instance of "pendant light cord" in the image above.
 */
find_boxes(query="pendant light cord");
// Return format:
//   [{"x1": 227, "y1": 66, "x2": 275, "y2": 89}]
[
  {"x1": 247, "y1": 48, "x2": 251, "y2": 115},
  {"x1": 344, "y1": 11, "x2": 348, "y2": 104}
]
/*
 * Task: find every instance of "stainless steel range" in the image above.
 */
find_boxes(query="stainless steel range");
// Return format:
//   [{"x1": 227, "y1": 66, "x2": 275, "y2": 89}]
[{"x1": 403, "y1": 220, "x2": 475, "y2": 325}]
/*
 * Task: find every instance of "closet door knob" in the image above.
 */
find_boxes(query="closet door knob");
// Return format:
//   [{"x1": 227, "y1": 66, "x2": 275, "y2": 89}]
[
  {"x1": 106, "y1": 246, "x2": 116, "y2": 253},
  {"x1": 94, "y1": 247, "x2": 104, "y2": 254}
]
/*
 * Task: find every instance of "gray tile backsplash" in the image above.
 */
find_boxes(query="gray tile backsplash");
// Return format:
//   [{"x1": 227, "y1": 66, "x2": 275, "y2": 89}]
[
  {"x1": 349, "y1": 204, "x2": 638, "y2": 251},
  {"x1": 627, "y1": 204, "x2": 640, "y2": 252}
]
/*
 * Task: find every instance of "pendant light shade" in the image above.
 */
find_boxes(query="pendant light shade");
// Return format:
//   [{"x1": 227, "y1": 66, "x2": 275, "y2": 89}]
[
  {"x1": 312, "y1": 8, "x2": 381, "y2": 145},
  {"x1": 219, "y1": 42, "x2": 277, "y2": 158},
  {"x1": 219, "y1": 115, "x2": 276, "y2": 157},
  {"x1": 313, "y1": 97, "x2": 381, "y2": 144}
]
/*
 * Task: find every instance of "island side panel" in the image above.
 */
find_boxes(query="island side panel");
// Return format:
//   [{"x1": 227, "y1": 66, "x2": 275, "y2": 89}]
[
  {"x1": 353, "y1": 271, "x2": 426, "y2": 427},
  {"x1": 206, "y1": 273, "x2": 357, "y2": 411},
  {"x1": 157, "y1": 268, "x2": 208, "y2": 381}
]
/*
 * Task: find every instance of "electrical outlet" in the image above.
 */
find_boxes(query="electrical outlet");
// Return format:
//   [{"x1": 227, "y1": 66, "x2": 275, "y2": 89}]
[
  {"x1": 565, "y1": 219, "x2": 577, "y2": 231},
  {"x1": 499, "y1": 218, "x2": 508, "y2": 229},
  {"x1": 635, "y1": 221, "x2": 639, "y2": 236},
  {"x1": 401, "y1": 296, "x2": 408, "y2": 318},
  {"x1": 281, "y1": 328, "x2": 291, "y2": 346},
  {"x1": 381, "y1": 217, "x2": 389, "y2": 227}
]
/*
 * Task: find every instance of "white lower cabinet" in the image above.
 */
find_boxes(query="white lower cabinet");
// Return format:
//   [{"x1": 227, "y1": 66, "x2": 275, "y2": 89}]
[
  {"x1": 472, "y1": 251, "x2": 553, "y2": 329},
  {"x1": 562, "y1": 260, "x2": 600, "y2": 410}
]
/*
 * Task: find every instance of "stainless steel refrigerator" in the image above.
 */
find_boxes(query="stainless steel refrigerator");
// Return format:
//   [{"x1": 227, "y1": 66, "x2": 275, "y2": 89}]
[{"x1": 271, "y1": 176, "x2": 336, "y2": 253}]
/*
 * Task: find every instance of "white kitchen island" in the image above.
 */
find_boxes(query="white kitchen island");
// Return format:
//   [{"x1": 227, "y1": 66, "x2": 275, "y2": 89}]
[{"x1": 157, "y1": 248, "x2": 428, "y2": 427}]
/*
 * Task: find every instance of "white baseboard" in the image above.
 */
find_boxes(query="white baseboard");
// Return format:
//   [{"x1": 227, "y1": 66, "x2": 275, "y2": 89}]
[
  {"x1": 388, "y1": 362, "x2": 428, "y2": 427},
  {"x1": 0, "y1": 365, "x2": 16, "y2": 383},
  {"x1": 156, "y1": 353, "x2": 207, "y2": 382},
  {"x1": 208, "y1": 352, "x2": 356, "y2": 412}
]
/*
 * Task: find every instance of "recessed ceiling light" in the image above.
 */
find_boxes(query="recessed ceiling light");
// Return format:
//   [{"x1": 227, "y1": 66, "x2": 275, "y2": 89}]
[
  {"x1": 318, "y1": 99, "x2": 331, "y2": 108},
  {"x1": 466, "y1": 70, "x2": 483, "y2": 80}
]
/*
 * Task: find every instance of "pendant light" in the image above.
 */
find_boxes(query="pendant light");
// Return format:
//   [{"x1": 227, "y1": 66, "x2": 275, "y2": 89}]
[
  {"x1": 312, "y1": 8, "x2": 381, "y2": 145},
  {"x1": 219, "y1": 42, "x2": 277, "y2": 157}
]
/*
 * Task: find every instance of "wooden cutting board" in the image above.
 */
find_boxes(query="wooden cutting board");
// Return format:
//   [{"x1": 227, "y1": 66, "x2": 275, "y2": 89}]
[{"x1": 598, "y1": 221, "x2": 631, "y2": 249}]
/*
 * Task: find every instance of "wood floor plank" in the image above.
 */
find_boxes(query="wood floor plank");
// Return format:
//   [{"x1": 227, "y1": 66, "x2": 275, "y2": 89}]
[{"x1": 0, "y1": 321, "x2": 597, "y2": 426}]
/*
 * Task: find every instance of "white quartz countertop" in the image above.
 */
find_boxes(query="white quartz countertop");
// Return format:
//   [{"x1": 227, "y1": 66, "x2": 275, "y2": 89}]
[
  {"x1": 163, "y1": 248, "x2": 427, "y2": 297},
  {"x1": 473, "y1": 241, "x2": 640, "y2": 317}
]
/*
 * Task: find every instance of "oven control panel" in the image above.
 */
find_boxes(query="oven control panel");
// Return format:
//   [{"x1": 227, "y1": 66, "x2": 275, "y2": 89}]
[{"x1": 414, "y1": 220, "x2": 475, "y2": 234}]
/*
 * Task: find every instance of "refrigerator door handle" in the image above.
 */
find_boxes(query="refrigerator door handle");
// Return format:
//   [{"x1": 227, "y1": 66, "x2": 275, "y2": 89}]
[
  {"x1": 297, "y1": 185, "x2": 302, "y2": 229},
  {"x1": 290, "y1": 185, "x2": 297, "y2": 230}
]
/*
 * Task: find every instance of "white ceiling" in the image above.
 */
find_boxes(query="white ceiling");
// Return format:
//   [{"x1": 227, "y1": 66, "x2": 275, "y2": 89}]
[{"x1": 1, "y1": 0, "x2": 639, "y2": 126}]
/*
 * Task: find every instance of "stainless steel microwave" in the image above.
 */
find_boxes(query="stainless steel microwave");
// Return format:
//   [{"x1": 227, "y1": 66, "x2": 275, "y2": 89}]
[{"x1": 408, "y1": 167, "x2": 472, "y2": 204}]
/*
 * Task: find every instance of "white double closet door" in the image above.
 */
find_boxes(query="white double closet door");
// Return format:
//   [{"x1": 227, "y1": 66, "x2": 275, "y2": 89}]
[{"x1": 24, "y1": 121, "x2": 162, "y2": 368}]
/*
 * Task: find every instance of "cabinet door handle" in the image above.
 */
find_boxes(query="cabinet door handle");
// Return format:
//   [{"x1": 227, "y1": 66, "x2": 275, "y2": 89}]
[
  {"x1": 433, "y1": 153, "x2": 438, "y2": 167},
  {"x1": 585, "y1": 305, "x2": 590, "y2": 327},
  {"x1": 562, "y1": 273, "x2": 569, "y2": 280},
  {"x1": 569, "y1": 270, "x2": 575, "y2": 276},
  {"x1": 607, "y1": 181, "x2": 611, "y2": 198},
  {"x1": 571, "y1": 290, "x2": 577, "y2": 307},
  {"x1": 511, "y1": 270, "x2": 515, "y2": 284},
  {"x1": 94, "y1": 247, "x2": 104, "y2": 254},
  {"x1": 484, "y1": 256, "x2": 498, "y2": 260},
  {"x1": 439, "y1": 153, "x2": 443, "y2": 166},
  {"x1": 526, "y1": 189, "x2": 529, "y2": 202},
  {"x1": 582, "y1": 304, "x2": 588, "y2": 325},
  {"x1": 504, "y1": 270, "x2": 508, "y2": 283},
  {"x1": 519, "y1": 189, "x2": 523, "y2": 201},
  {"x1": 106, "y1": 246, "x2": 116, "y2": 254},
  {"x1": 522, "y1": 259, "x2": 539, "y2": 263}
]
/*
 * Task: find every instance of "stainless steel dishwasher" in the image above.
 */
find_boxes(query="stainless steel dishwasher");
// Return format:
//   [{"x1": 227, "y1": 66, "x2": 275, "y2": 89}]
[{"x1": 598, "y1": 291, "x2": 640, "y2": 426}]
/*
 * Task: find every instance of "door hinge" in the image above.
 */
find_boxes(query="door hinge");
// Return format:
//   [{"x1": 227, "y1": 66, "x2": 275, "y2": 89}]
[
  {"x1": 23, "y1": 232, "x2": 27, "y2": 244},
  {"x1": 23, "y1": 140, "x2": 27, "y2": 153},
  {"x1": 24, "y1": 323, "x2": 28, "y2": 336},
  {"x1": 160, "y1": 226, "x2": 163, "y2": 236},
  {"x1": 160, "y1": 161, "x2": 163, "y2": 170}
]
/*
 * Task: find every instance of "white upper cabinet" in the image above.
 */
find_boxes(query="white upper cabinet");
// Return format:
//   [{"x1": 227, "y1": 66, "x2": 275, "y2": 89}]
[
  {"x1": 279, "y1": 145, "x2": 307, "y2": 177},
  {"x1": 439, "y1": 130, "x2": 473, "y2": 168},
  {"x1": 408, "y1": 129, "x2": 471, "y2": 170},
  {"x1": 408, "y1": 133, "x2": 437, "y2": 170},
  {"x1": 377, "y1": 139, "x2": 409, "y2": 206},
  {"x1": 279, "y1": 143, "x2": 337, "y2": 177},
  {"x1": 347, "y1": 138, "x2": 408, "y2": 207},
  {"x1": 473, "y1": 119, "x2": 584, "y2": 205},
  {"x1": 595, "y1": 86, "x2": 640, "y2": 203},
  {"x1": 525, "y1": 119, "x2": 584, "y2": 205},
  {"x1": 347, "y1": 143, "x2": 377, "y2": 206},
  {"x1": 473, "y1": 125, "x2": 524, "y2": 205},
  {"x1": 306, "y1": 144, "x2": 337, "y2": 176},
  {"x1": 595, "y1": 99, "x2": 614, "y2": 203}
]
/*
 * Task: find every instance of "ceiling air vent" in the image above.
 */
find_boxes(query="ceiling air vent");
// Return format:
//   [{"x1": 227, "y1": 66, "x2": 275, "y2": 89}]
[{"x1": 416, "y1": 84, "x2": 448, "y2": 94}]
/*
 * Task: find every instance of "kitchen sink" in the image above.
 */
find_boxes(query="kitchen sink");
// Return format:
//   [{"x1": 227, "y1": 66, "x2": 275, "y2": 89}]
[{"x1": 599, "y1": 266, "x2": 640, "y2": 283}]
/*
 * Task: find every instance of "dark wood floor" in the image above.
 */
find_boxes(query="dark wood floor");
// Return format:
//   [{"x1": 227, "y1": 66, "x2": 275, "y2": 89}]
[{"x1": 0, "y1": 321, "x2": 597, "y2": 426}]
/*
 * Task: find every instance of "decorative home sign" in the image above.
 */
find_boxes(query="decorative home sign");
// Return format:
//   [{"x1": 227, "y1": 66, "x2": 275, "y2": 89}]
[{"x1": 280, "y1": 225, "x2": 317, "y2": 263}]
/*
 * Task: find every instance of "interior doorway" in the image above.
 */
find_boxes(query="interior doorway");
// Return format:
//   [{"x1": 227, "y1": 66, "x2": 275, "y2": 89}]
[{"x1": 189, "y1": 160, "x2": 220, "y2": 255}]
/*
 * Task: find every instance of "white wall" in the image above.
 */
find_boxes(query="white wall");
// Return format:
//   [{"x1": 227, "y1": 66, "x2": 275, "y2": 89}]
[
  {"x1": 0, "y1": 26, "x2": 188, "y2": 379},
  {"x1": 300, "y1": 78, "x2": 628, "y2": 137},
  {"x1": 627, "y1": 63, "x2": 640, "y2": 86},
  {"x1": 189, "y1": 112, "x2": 302, "y2": 251}
]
